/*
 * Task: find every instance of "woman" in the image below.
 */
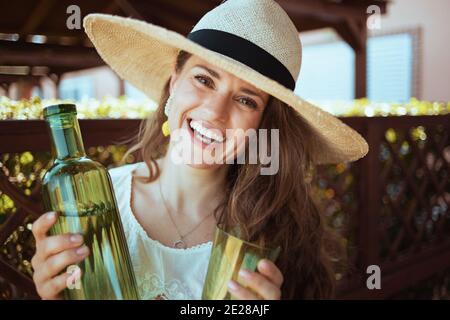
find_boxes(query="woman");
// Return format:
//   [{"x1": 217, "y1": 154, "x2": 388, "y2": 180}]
[{"x1": 31, "y1": 0, "x2": 368, "y2": 300}]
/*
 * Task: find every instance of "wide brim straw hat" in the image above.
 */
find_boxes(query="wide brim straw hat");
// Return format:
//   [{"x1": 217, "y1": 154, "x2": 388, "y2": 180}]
[{"x1": 83, "y1": 0, "x2": 368, "y2": 165}]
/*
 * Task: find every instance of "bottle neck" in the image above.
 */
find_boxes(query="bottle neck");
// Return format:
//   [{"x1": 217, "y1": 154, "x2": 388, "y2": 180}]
[{"x1": 46, "y1": 113, "x2": 86, "y2": 160}]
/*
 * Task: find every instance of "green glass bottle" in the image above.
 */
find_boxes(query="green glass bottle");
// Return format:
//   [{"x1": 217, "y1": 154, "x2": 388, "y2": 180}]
[{"x1": 41, "y1": 104, "x2": 139, "y2": 300}]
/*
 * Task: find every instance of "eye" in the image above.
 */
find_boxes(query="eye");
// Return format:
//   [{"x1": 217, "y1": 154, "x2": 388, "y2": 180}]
[
  {"x1": 237, "y1": 97, "x2": 257, "y2": 109},
  {"x1": 194, "y1": 75, "x2": 214, "y2": 88}
]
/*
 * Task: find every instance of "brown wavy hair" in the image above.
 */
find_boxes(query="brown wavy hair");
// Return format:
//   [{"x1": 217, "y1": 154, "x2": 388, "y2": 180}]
[{"x1": 121, "y1": 50, "x2": 340, "y2": 299}]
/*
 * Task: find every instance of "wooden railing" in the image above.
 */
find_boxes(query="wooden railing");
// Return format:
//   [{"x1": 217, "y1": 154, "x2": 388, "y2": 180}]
[
  {"x1": 0, "y1": 115, "x2": 449, "y2": 299},
  {"x1": 333, "y1": 115, "x2": 450, "y2": 298}
]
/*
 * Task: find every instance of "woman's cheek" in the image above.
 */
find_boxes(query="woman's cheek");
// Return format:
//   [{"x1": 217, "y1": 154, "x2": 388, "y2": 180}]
[
  {"x1": 221, "y1": 127, "x2": 249, "y2": 164},
  {"x1": 229, "y1": 113, "x2": 264, "y2": 161}
]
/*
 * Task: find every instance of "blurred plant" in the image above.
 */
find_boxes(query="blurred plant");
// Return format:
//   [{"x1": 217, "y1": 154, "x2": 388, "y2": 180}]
[
  {"x1": 0, "y1": 96, "x2": 156, "y2": 120},
  {"x1": 1, "y1": 96, "x2": 449, "y2": 119},
  {"x1": 311, "y1": 97, "x2": 450, "y2": 117}
]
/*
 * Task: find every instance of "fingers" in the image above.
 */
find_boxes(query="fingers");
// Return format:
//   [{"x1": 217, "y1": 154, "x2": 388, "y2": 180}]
[
  {"x1": 38, "y1": 233, "x2": 84, "y2": 260},
  {"x1": 237, "y1": 269, "x2": 281, "y2": 300},
  {"x1": 228, "y1": 280, "x2": 259, "y2": 300},
  {"x1": 30, "y1": 212, "x2": 90, "y2": 300},
  {"x1": 39, "y1": 271, "x2": 79, "y2": 300},
  {"x1": 32, "y1": 211, "x2": 58, "y2": 242},
  {"x1": 226, "y1": 260, "x2": 284, "y2": 300},
  {"x1": 257, "y1": 259, "x2": 284, "y2": 288},
  {"x1": 34, "y1": 245, "x2": 89, "y2": 284}
]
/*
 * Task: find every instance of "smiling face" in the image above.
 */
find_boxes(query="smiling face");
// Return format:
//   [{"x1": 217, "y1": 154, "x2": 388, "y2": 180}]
[{"x1": 166, "y1": 54, "x2": 270, "y2": 169}]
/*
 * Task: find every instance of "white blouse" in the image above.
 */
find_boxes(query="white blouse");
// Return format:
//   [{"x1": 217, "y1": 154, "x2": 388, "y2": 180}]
[{"x1": 108, "y1": 162, "x2": 213, "y2": 300}]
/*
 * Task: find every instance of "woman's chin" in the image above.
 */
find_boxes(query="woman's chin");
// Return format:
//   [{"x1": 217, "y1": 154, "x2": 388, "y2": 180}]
[{"x1": 183, "y1": 161, "x2": 223, "y2": 170}]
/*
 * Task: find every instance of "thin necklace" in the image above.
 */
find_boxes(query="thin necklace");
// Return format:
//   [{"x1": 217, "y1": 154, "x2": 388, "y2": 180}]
[{"x1": 158, "y1": 178, "x2": 214, "y2": 249}]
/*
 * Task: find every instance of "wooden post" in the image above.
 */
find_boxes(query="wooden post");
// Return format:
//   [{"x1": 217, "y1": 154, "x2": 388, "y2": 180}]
[
  {"x1": 0, "y1": 83, "x2": 9, "y2": 96},
  {"x1": 331, "y1": 18, "x2": 368, "y2": 99},
  {"x1": 49, "y1": 74, "x2": 61, "y2": 99},
  {"x1": 355, "y1": 21, "x2": 367, "y2": 98},
  {"x1": 118, "y1": 77, "x2": 125, "y2": 97},
  {"x1": 358, "y1": 120, "x2": 381, "y2": 269},
  {"x1": 15, "y1": 79, "x2": 34, "y2": 99}
]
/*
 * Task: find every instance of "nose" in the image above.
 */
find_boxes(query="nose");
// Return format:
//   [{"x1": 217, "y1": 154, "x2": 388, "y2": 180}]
[{"x1": 201, "y1": 93, "x2": 229, "y2": 122}]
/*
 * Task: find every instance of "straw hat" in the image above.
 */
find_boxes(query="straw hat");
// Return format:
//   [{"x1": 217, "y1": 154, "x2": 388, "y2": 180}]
[{"x1": 83, "y1": 0, "x2": 368, "y2": 164}]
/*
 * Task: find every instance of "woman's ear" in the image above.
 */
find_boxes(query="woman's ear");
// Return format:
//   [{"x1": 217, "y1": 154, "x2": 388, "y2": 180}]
[{"x1": 169, "y1": 69, "x2": 179, "y2": 96}]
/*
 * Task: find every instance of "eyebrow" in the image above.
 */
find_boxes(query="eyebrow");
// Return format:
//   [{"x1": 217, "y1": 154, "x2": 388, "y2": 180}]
[
  {"x1": 194, "y1": 64, "x2": 221, "y2": 79},
  {"x1": 239, "y1": 88, "x2": 265, "y2": 102},
  {"x1": 194, "y1": 64, "x2": 265, "y2": 102}
]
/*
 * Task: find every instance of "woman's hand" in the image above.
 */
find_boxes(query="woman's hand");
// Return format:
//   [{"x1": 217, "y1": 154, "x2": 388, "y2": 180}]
[
  {"x1": 30, "y1": 211, "x2": 90, "y2": 300},
  {"x1": 227, "y1": 259, "x2": 283, "y2": 300}
]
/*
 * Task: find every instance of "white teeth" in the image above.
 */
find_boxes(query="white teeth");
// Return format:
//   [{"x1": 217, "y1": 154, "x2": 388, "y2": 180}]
[
  {"x1": 195, "y1": 131, "x2": 213, "y2": 144},
  {"x1": 189, "y1": 120, "x2": 224, "y2": 143}
]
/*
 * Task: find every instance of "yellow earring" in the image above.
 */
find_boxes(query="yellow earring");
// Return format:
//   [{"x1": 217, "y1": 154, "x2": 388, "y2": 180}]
[
  {"x1": 162, "y1": 120, "x2": 170, "y2": 137},
  {"x1": 162, "y1": 94, "x2": 173, "y2": 137}
]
